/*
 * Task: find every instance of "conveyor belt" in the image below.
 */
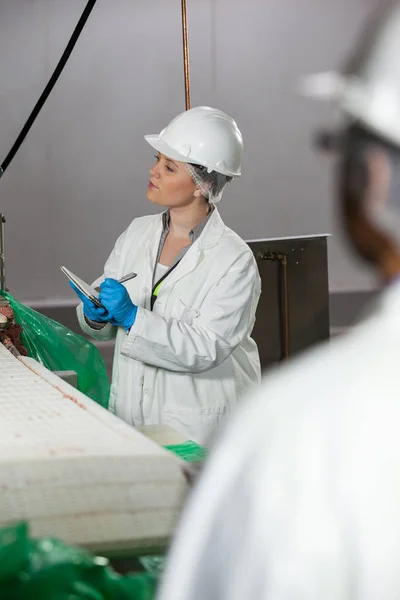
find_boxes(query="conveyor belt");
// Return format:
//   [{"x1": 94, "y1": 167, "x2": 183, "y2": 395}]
[{"x1": 0, "y1": 343, "x2": 187, "y2": 553}]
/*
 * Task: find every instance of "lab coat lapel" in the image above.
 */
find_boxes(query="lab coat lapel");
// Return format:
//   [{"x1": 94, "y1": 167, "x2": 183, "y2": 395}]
[
  {"x1": 145, "y1": 215, "x2": 164, "y2": 283},
  {"x1": 161, "y1": 207, "x2": 225, "y2": 292},
  {"x1": 162, "y1": 245, "x2": 203, "y2": 291}
]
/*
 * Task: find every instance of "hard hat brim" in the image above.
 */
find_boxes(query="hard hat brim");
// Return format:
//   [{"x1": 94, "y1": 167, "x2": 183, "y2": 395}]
[
  {"x1": 299, "y1": 71, "x2": 346, "y2": 100},
  {"x1": 144, "y1": 134, "x2": 195, "y2": 165},
  {"x1": 300, "y1": 71, "x2": 400, "y2": 148},
  {"x1": 144, "y1": 131, "x2": 242, "y2": 177}
]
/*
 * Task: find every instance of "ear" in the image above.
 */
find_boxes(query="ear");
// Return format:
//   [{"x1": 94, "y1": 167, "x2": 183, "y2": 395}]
[{"x1": 193, "y1": 188, "x2": 203, "y2": 198}]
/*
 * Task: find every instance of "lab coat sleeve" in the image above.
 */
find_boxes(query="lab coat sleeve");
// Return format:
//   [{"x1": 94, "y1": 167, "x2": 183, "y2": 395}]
[
  {"x1": 76, "y1": 227, "x2": 129, "y2": 341},
  {"x1": 121, "y1": 254, "x2": 261, "y2": 372},
  {"x1": 76, "y1": 304, "x2": 116, "y2": 341}
]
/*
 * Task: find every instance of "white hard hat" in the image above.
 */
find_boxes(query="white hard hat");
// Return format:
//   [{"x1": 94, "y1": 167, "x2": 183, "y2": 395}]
[
  {"x1": 301, "y1": 2, "x2": 400, "y2": 148},
  {"x1": 144, "y1": 106, "x2": 243, "y2": 177}
]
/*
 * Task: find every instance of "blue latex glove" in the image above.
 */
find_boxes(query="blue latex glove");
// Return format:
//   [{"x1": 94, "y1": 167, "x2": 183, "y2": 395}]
[
  {"x1": 69, "y1": 282, "x2": 109, "y2": 323},
  {"x1": 99, "y1": 278, "x2": 138, "y2": 331}
]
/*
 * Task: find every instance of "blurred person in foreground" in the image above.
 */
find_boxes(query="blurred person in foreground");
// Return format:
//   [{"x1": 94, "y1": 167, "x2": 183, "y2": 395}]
[{"x1": 156, "y1": 2, "x2": 400, "y2": 599}]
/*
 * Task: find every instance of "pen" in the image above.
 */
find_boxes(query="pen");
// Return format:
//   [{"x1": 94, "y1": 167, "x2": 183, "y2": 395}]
[
  {"x1": 94, "y1": 272, "x2": 137, "y2": 293},
  {"x1": 118, "y1": 272, "x2": 137, "y2": 284}
]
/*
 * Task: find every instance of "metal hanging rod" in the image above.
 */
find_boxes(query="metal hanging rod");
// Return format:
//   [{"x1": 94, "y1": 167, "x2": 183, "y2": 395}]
[{"x1": 181, "y1": 0, "x2": 191, "y2": 110}]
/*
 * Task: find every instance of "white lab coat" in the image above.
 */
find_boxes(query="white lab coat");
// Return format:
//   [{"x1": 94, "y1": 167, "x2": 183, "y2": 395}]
[
  {"x1": 157, "y1": 280, "x2": 400, "y2": 600},
  {"x1": 77, "y1": 207, "x2": 261, "y2": 444}
]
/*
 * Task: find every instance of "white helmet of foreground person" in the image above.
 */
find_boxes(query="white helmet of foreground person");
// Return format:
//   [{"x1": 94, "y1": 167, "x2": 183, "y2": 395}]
[
  {"x1": 302, "y1": 1, "x2": 400, "y2": 147},
  {"x1": 302, "y1": 0, "x2": 400, "y2": 254},
  {"x1": 145, "y1": 106, "x2": 243, "y2": 202}
]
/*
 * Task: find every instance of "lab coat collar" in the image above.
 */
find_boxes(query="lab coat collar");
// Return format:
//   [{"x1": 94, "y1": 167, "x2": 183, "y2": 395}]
[
  {"x1": 197, "y1": 206, "x2": 225, "y2": 250},
  {"x1": 380, "y1": 276, "x2": 400, "y2": 316},
  {"x1": 159, "y1": 205, "x2": 224, "y2": 250},
  {"x1": 151, "y1": 207, "x2": 225, "y2": 293},
  {"x1": 161, "y1": 207, "x2": 214, "y2": 243},
  {"x1": 360, "y1": 276, "x2": 400, "y2": 326}
]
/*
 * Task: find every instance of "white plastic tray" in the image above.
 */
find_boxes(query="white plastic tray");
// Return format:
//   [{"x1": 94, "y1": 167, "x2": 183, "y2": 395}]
[{"x1": 0, "y1": 343, "x2": 187, "y2": 552}]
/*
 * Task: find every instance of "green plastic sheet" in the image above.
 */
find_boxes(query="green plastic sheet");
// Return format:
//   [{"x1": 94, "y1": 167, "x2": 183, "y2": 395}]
[
  {"x1": 0, "y1": 522, "x2": 157, "y2": 600},
  {"x1": 164, "y1": 440, "x2": 207, "y2": 463},
  {"x1": 1, "y1": 291, "x2": 110, "y2": 409}
]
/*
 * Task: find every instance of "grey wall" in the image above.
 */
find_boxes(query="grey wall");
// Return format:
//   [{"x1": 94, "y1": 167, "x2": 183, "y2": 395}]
[{"x1": 0, "y1": 0, "x2": 380, "y2": 307}]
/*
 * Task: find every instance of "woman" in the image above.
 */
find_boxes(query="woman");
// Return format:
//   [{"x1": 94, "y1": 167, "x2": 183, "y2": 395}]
[{"x1": 72, "y1": 106, "x2": 261, "y2": 444}]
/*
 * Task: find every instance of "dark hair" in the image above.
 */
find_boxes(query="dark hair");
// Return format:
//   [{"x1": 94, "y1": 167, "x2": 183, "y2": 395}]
[
  {"x1": 340, "y1": 122, "x2": 400, "y2": 215},
  {"x1": 338, "y1": 122, "x2": 400, "y2": 265}
]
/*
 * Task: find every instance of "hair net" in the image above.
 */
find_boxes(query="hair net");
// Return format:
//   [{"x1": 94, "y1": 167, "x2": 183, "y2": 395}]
[{"x1": 186, "y1": 164, "x2": 233, "y2": 203}]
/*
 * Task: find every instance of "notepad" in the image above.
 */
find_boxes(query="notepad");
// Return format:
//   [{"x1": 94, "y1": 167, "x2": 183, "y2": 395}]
[{"x1": 61, "y1": 266, "x2": 103, "y2": 308}]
